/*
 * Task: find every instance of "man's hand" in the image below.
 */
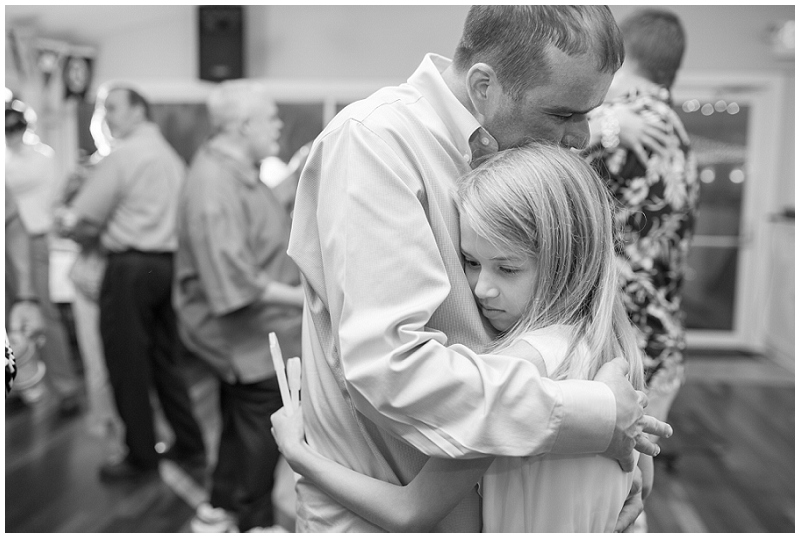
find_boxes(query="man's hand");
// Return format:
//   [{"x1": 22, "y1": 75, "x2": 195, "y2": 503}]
[
  {"x1": 615, "y1": 465, "x2": 644, "y2": 532},
  {"x1": 594, "y1": 357, "x2": 673, "y2": 471}
]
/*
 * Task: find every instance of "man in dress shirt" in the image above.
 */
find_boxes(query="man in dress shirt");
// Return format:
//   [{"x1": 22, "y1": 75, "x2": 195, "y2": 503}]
[
  {"x1": 63, "y1": 85, "x2": 205, "y2": 482},
  {"x1": 174, "y1": 80, "x2": 303, "y2": 532},
  {"x1": 288, "y1": 6, "x2": 672, "y2": 532}
]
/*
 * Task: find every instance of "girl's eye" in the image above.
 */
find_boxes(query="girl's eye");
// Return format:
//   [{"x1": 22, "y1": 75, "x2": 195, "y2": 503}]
[
  {"x1": 465, "y1": 258, "x2": 480, "y2": 268},
  {"x1": 499, "y1": 266, "x2": 521, "y2": 275}
]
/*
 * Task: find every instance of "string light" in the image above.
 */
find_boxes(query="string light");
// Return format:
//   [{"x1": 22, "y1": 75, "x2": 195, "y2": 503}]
[
  {"x1": 681, "y1": 99, "x2": 740, "y2": 115},
  {"x1": 700, "y1": 167, "x2": 716, "y2": 183},
  {"x1": 729, "y1": 168, "x2": 745, "y2": 184},
  {"x1": 682, "y1": 99, "x2": 700, "y2": 112}
]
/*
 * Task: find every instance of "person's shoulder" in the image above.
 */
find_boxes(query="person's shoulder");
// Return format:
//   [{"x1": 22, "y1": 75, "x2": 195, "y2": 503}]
[
  {"x1": 516, "y1": 326, "x2": 574, "y2": 364},
  {"x1": 187, "y1": 148, "x2": 228, "y2": 185},
  {"x1": 185, "y1": 150, "x2": 238, "y2": 201},
  {"x1": 324, "y1": 83, "x2": 424, "y2": 136},
  {"x1": 502, "y1": 338, "x2": 548, "y2": 377}
]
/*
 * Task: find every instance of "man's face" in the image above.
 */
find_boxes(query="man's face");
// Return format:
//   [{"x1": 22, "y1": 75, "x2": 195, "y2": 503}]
[
  {"x1": 244, "y1": 100, "x2": 283, "y2": 163},
  {"x1": 483, "y1": 47, "x2": 613, "y2": 150},
  {"x1": 103, "y1": 89, "x2": 142, "y2": 139}
]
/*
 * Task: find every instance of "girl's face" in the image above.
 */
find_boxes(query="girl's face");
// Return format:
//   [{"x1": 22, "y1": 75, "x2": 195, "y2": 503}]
[{"x1": 460, "y1": 218, "x2": 537, "y2": 332}]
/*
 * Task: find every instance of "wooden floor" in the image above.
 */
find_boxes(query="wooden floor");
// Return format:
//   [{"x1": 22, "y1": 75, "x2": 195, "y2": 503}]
[{"x1": 4, "y1": 348, "x2": 795, "y2": 533}]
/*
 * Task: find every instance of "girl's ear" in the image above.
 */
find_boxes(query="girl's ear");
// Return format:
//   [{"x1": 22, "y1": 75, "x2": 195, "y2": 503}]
[{"x1": 465, "y1": 63, "x2": 498, "y2": 124}]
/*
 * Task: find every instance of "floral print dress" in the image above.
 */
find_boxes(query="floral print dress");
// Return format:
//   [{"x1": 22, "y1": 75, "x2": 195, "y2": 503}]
[{"x1": 586, "y1": 87, "x2": 700, "y2": 391}]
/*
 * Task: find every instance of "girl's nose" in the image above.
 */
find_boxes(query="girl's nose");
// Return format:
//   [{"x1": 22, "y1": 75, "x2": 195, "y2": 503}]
[{"x1": 474, "y1": 273, "x2": 499, "y2": 299}]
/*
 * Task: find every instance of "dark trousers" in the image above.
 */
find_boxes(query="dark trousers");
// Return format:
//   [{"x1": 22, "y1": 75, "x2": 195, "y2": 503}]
[
  {"x1": 210, "y1": 376, "x2": 283, "y2": 530},
  {"x1": 100, "y1": 250, "x2": 205, "y2": 468}
]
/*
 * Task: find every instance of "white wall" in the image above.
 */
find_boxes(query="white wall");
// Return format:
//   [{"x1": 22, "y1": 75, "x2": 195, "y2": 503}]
[
  {"x1": 8, "y1": 6, "x2": 794, "y2": 93},
  {"x1": 246, "y1": 5, "x2": 468, "y2": 80},
  {"x1": 97, "y1": 6, "x2": 197, "y2": 81}
]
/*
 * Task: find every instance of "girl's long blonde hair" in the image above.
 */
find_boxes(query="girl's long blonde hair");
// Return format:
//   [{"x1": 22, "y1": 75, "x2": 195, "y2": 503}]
[{"x1": 458, "y1": 143, "x2": 644, "y2": 390}]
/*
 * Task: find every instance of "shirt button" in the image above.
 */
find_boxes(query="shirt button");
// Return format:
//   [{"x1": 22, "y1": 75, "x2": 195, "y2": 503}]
[
  {"x1": 463, "y1": 153, "x2": 471, "y2": 160},
  {"x1": 481, "y1": 137, "x2": 490, "y2": 146}
]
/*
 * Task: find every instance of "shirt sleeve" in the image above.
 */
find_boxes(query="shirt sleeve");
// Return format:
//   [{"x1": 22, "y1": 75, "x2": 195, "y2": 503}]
[
  {"x1": 314, "y1": 120, "x2": 616, "y2": 458},
  {"x1": 70, "y1": 152, "x2": 123, "y2": 225},
  {"x1": 185, "y1": 180, "x2": 263, "y2": 316}
]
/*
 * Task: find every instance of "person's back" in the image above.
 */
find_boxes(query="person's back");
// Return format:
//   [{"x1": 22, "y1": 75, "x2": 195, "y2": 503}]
[
  {"x1": 91, "y1": 122, "x2": 184, "y2": 252},
  {"x1": 5, "y1": 142, "x2": 58, "y2": 236},
  {"x1": 482, "y1": 325, "x2": 637, "y2": 532},
  {"x1": 585, "y1": 9, "x2": 697, "y2": 421},
  {"x1": 175, "y1": 140, "x2": 302, "y2": 376},
  {"x1": 289, "y1": 54, "x2": 491, "y2": 533}
]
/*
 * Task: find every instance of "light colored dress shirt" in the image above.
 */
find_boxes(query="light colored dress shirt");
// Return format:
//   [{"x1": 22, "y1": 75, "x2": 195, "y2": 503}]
[
  {"x1": 71, "y1": 122, "x2": 184, "y2": 253},
  {"x1": 288, "y1": 53, "x2": 616, "y2": 532},
  {"x1": 5, "y1": 143, "x2": 59, "y2": 235},
  {"x1": 173, "y1": 142, "x2": 302, "y2": 384},
  {"x1": 482, "y1": 325, "x2": 637, "y2": 532}
]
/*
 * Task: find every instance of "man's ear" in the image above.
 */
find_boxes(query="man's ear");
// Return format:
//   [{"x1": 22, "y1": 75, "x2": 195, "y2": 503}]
[{"x1": 465, "y1": 63, "x2": 498, "y2": 122}]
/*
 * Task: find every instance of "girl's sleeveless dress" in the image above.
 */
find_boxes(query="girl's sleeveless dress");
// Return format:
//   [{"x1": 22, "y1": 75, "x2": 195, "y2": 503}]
[{"x1": 481, "y1": 325, "x2": 638, "y2": 532}]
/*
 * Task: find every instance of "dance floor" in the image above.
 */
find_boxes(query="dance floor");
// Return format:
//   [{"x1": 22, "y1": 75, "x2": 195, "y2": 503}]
[{"x1": 4, "y1": 349, "x2": 795, "y2": 532}]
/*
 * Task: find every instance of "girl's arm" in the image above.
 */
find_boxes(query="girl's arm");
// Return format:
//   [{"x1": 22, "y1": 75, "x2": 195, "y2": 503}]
[{"x1": 271, "y1": 407, "x2": 493, "y2": 532}]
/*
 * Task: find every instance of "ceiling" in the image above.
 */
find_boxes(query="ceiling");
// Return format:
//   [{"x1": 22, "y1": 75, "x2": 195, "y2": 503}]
[{"x1": 5, "y1": 5, "x2": 190, "y2": 45}]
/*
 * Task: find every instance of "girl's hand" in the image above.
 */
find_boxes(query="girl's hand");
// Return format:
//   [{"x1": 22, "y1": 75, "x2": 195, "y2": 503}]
[{"x1": 270, "y1": 406, "x2": 308, "y2": 469}]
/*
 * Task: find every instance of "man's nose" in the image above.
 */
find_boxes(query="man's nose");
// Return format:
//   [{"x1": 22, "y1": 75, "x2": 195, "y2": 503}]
[{"x1": 562, "y1": 116, "x2": 590, "y2": 150}]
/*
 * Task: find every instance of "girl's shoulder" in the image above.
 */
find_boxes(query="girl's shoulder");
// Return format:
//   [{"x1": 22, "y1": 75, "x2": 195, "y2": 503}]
[{"x1": 514, "y1": 325, "x2": 576, "y2": 378}]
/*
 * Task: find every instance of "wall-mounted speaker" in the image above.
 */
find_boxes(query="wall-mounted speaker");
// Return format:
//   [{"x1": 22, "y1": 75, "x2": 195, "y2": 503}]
[{"x1": 198, "y1": 6, "x2": 244, "y2": 82}]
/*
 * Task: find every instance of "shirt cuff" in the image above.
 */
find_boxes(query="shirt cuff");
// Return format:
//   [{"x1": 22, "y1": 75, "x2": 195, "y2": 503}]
[{"x1": 550, "y1": 379, "x2": 616, "y2": 454}]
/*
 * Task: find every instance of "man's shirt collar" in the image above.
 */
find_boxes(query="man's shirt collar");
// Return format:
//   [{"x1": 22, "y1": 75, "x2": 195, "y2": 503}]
[
  {"x1": 407, "y1": 53, "x2": 498, "y2": 168},
  {"x1": 206, "y1": 138, "x2": 261, "y2": 187}
]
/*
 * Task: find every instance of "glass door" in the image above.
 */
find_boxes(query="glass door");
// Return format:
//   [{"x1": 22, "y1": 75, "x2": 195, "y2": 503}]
[{"x1": 672, "y1": 74, "x2": 786, "y2": 350}]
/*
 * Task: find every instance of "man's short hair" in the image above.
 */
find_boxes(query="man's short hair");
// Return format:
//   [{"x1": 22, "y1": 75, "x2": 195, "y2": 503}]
[
  {"x1": 453, "y1": 6, "x2": 624, "y2": 100},
  {"x1": 619, "y1": 9, "x2": 686, "y2": 89},
  {"x1": 103, "y1": 85, "x2": 152, "y2": 121},
  {"x1": 206, "y1": 79, "x2": 275, "y2": 133}
]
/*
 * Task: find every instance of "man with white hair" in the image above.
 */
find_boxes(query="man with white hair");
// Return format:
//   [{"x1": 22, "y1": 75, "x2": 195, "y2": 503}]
[{"x1": 174, "y1": 79, "x2": 304, "y2": 533}]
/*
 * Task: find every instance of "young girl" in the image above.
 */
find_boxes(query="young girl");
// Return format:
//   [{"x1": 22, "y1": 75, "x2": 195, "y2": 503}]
[{"x1": 271, "y1": 143, "x2": 648, "y2": 532}]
